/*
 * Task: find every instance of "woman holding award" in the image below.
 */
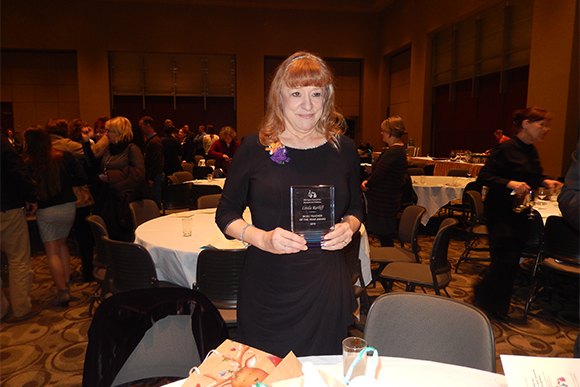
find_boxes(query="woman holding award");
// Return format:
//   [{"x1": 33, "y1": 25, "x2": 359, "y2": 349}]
[{"x1": 216, "y1": 52, "x2": 363, "y2": 357}]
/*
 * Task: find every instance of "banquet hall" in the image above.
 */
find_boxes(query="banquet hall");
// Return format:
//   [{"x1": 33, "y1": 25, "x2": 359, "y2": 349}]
[{"x1": 1, "y1": 0, "x2": 578, "y2": 386}]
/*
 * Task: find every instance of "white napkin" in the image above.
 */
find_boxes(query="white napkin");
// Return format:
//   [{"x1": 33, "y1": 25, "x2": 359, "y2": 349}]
[
  {"x1": 302, "y1": 362, "x2": 328, "y2": 387},
  {"x1": 168, "y1": 211, "x2": 197, "y2": 218}
]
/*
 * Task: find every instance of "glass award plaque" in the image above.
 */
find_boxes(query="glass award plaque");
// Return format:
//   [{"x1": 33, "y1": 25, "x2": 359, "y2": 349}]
[{"x1": 290, "y1": 185, "x2": 335, "y2": 247}]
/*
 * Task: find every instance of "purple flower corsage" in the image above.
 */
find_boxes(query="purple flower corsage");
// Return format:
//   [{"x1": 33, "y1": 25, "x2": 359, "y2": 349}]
[{"x1": 266, "y1": 141, "x2": 291, "y2": 165}]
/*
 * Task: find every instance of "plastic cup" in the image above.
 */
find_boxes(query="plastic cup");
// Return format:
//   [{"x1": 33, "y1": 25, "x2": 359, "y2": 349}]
[
  {"x1": 182, "y1": 217, "x2": 193, "y2": 237},
  {"x1": 342, "y1": 337, "x2": 367, "y2": 380},
  {"x1": 207, "y1": 174, "x2": 213, "y2": 182}
]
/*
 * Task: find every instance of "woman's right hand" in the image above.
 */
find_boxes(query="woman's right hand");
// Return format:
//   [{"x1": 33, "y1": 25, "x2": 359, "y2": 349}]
[
  {"x1": 262, "y1": 227, "x2": 307, "y2": 255},
  {"x1": 507, "y1": 180, "x2": 531, "y2": 197},
  {"x1": 81, "y1": 127, "x2": 94, "y2": 143}
]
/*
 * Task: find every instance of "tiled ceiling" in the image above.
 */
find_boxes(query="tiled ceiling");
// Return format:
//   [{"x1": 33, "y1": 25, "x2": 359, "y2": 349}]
[{"x1": 97, "y1": 0, "x2": 397, "y2": 13}]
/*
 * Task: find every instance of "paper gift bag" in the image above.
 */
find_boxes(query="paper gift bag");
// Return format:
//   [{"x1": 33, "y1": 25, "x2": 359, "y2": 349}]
[{"x1": 183, "y1": 339, "x2": 301, "y2": 387}]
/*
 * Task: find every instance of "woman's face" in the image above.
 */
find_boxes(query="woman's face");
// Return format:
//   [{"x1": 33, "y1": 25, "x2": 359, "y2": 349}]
[
  {"x1": 381, "y1": 130, "x2": 390, "y2": 143},
  {"x1": 107, "y1": 128, "x2": 117, "y2": 144},
  {"x1": 522, "y1": 119, "x2": 549, "y2": 143},
  {"x1": 224, "y1": 136, "x2": 232, "y2": 144},
  {"x1": 280, "y1": 85, "x2": 324, "y2": 134}
]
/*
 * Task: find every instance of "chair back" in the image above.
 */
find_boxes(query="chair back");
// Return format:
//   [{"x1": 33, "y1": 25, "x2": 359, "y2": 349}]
[
  {"x1": 102, "y1": 236, "x2": 159, "y2": 293},
  {"x1": 86, "y1": 214, "x2": 109, "y2": 267},
  {"x1": 465, "y1": 190, "x2": 485, "y2": 226},
  {"x1": 429, "y1": 218, "x2": 458, "y2": 285},
  {"x1": 162, "y1": 182, "x2": 193, "y2": 214},
  {"x1": 195, "y1": 249, "x2": 246, "y2": 309},
  {"x1": 192, "y1": 166, "x2": 214, "y2": 180},
  {"x1": 129, "y1": 199, "x2": 160, "y2": 229},
  {"x1": 173, "y1": 171, "x2": 194, "y2": 183},
  {"x1": 197, "y1": 193, "x2": 222, "y2": 209},
  {"x1": 522, "y1": 210, "x2": 544, "y2": 258},
  {"x1": 447, "y1": 169, "x2": 470, "y2": 177},
  {"x1": 167, "y1": 174, "x2": 180, "y2": 185},
  {"x1": 543, "y1": 216, "x2": 580, "y2": 264},
  {"x1": 364, "y1": 292, "x2": 495, "y2": 372},
  {"x1": 181, "y1": 162, "x2": 194, "y2": 174},
  {"x1": 407, "y1": 167, "x2": 424, "y2": 175},
  {"x1": 191, "y1": 184, "x2": 223, "y2": 209},
  {"x1": 423, "y1": 164, "x2": 435, "y2": 176},
  {"x1": 398, "y1": 205, "x2": 426, "y2": 260},
  {"x1": 194, "y1": 155, "x2": 204, "y2": 166}
]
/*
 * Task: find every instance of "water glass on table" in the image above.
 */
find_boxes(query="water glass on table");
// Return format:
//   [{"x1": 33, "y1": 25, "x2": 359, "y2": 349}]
[
  {"x1": 182, "y1": 217, "x2": 193, "y2": 237},
  {"x1": 343, "y1": 337, "x2": 367, "y2": 381}
]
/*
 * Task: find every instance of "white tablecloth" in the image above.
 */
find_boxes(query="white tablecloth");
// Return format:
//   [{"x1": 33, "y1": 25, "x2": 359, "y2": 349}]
[
  {"x1": 412, "y1": 176, "x2": 475, "y2": 225},
  {"x1": 164, "y1": 355, "x2": 507, "y2": 387},
  {"x1": 185, "y1": 178, "x2": 226, "y2": 190},
  {"x1": 533, "y1": 200, "x2": 562, "y2": 223},
  {"x1": 134, "y1": 209, "x2": 372, "y2": 288}
]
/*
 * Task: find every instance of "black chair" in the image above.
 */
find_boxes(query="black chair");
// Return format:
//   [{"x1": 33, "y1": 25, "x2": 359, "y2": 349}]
[
  {"x1": 172, "y1": 171, "x2": 194, "y2": 183},
  {"x1": 364, "y1": 292, "x2": 495, "y2": 372},
  {"x1": 192, "y1": 166, "x2": 214, "y2": 180},
  {"x1": 128, "y1": 199, "x2": 160, "y2": 230},
  {"x1": 379, "y1": 217, "x2": 458, "y2": 296},
  {"x1": 83, "y1": 287, "x2": 228, "y2": 387},
  {"x1": 181, "y1": 162, "x2": 194, "y2": 174},
  {"x1": 194, "y1": 248, "x2": 247, "y2": 327},
  {"x1": 423, "y1": 164, "x2": 435, "y2": 176},
  {"x1": 443, "y1": 181, "x2": 483, "y2": 223},
  {"x1": 85, "y1": 214, "x2": 111, "y2": 316},
  {"x1": 407, "y1": 167, "x2": 425, "y2": 175},
  {"x1": 524, "y1": 216, "x2": 580, "y2": 318},
  {"x1": 102, "y1": 236, "x2": 161, "y2": 294},
  {"x1": 447, "y1": 168, "x2": 470, "y2": 177},
  {"x1": 162, "y1": 182, "x2": 193, "y2": 214},
  {"x1": 344, "y1": 231, "x2": 370, "y2": 329},
  {"x1": 455, "y1": 191, "x2": 490, "y2": 272},
  {"x1": 370, "y1": 205, "x2": 426, "y2": 286},
  {"x1": 197, "y1": 193, "x2": 222, "y2": 209},
  {"x1": 191, "y1": 184, "x2": 223, "y2": 210}
]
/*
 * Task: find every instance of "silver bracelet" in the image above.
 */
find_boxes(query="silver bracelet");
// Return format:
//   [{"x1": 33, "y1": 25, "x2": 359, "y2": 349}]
[{"x1": 240, "y1": 223, "x2": 254, "y2": 247}]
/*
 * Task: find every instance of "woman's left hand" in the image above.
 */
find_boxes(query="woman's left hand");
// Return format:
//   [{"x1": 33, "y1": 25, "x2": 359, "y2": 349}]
[
  {"x1": 543, "y1": 179, "x2": 563, "y2": 190},
  {"x1": 321, "y1": 219, "x2": 357, "y2": 251}
]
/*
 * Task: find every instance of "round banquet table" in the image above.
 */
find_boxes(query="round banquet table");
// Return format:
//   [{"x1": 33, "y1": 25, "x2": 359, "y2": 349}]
[
  {"x1": 412, "y1": 176, "x2": 476, "y2": 225},
  {"x1": 409, "y1": 157, "x2": 484, "y2": 177},
  {"x1": 134, "y1": 209, "x2": 372, "y2": 289},
  {"x1": 185, "y1": 178, "x2": 226, "y2": 190},
  {"x1": 163, "y1": 355, "x2": 506, "y2": 387}
]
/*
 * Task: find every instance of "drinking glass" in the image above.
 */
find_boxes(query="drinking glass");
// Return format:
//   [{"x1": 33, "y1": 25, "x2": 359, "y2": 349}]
[
  {"x1": 182, "y1": 217, "x2": 193, "y2": 237},
  {"x1": 537, "y1": 187, "x2": 548, "y2": 206},
  {"x1": 342, "y1": 337, "x2": 367, "y2": 380}
]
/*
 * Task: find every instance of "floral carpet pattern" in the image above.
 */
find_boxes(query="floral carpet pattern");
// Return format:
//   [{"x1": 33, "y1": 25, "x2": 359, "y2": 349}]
[{"x1": 0, "y1": 216, "x2": 578, "y2": 386}]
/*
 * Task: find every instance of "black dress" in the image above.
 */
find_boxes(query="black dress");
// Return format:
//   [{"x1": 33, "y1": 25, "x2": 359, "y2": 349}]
[{"x1": 216, "y1": 133, "x2": 363, "y2": 357}]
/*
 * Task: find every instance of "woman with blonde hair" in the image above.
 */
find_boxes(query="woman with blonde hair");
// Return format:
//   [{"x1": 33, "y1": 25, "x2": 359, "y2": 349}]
[
  {"x1": 216, "y1": 52, "x2": 363, "y2": 356},
  {"x1": 361, "y1": 116, "x2": 408, "y2": 246},
  {"x1": 23, "y1": 125, "x2": 87, "y2": 306},
  {"x1": 82, "y1": 116, "x2": 150, "y2": 241}
]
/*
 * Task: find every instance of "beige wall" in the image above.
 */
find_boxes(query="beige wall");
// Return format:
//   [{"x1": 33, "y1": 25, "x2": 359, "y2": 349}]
[
  {"x1": 2, "y1": 0, "x2": 577, "y2": 176},
  {"x1": 377, "y1": 0, "x2": 578, "y2": 177},
  {"x1": 1, "y1": 0, "x2": 381, "y2": 142}
]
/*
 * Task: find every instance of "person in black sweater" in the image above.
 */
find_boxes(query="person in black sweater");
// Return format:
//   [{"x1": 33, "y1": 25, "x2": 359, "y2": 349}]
[
  {"x1": 361, "y1": 116, "x2": 407, "y2": 246},
  {"x1": 474, "y1": 107, "x2": 562, "y2": 321}
]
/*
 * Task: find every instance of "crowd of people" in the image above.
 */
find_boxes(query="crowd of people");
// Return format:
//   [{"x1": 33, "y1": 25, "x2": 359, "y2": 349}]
[
  {"x1": 1, "y1": 51, "x2": 577, "y2": 358},
  {"x1": 1, "y1": 116, "x2": 238, "y2": 320}
]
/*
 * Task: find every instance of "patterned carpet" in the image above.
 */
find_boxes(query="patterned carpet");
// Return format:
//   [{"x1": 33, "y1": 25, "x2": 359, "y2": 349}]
[{"x1": 0, "y1": 216, "x2": 578, "y2": 386}]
